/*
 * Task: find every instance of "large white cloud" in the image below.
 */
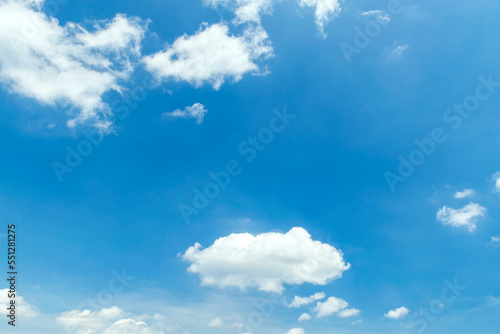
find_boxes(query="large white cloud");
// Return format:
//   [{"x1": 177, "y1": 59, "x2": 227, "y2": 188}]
[
  {"x1": 313, "y1": 296, "x2": 359, "y2": 318},
  {"x1": 384, "y1": 306, "x2": 409, "y2": 319},
  {"x1": 298, "y1": 0, "x2": 341, "y2": 37},
  {"x1": 182, "y1": 227, "x2": 350, "y2": 293},
  {"x1": 0, "y1": 0, "x2": 146, "y2": 129},
  {"x1": 436, "y1": 202, "x2": 487, "y2": 232},
  {"x1": 144, "y1": 23, "x2": 272, "y2": 89}
]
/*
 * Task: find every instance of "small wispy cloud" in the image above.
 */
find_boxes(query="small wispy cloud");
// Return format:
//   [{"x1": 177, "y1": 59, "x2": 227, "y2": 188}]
[
  {"x1": 486, "y1": 296, "x2": 500, "y2": 307},
  {"x1": 360, "y1": 10, "x2": 391, "y2": 24},
  {"x1": 489, "y1": 236, "x2": 500, "y2": 247},
  {"x1": 313, "y1": 296, "x2": 360, "y2": 318},
  {"x1": 454, "y1": 189, "x2": 476, "y2": 199},
  {"x1": 384, "y1": 306, "x2": 409, "y2": 319},
  {"x1": 287, "y1": 292, "x2": 326, "y2": 308},
  {"x1": 207, "y1": 317, "x2": 223, "y2": 328},
  {"x1": 388, "y1": 43, "x2": 409, "y2": 59},
  {"x1": 436, "y1": 202, "x2": 487, "y2": 232},
  {"x1": 163, "y1": 103, "x2": 208, "y2": 125},
  {"x1": 492, "y1": 172, "x2": 500, "y2": 193}
]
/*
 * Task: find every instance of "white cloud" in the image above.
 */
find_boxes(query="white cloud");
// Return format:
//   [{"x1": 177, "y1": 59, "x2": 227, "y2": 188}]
[
  {"x1": 436, "y1": 202, "x2": 487, "y2": 232},
  {"x1": 207, "y1": 317, "x2": 223, "y2": 328},
  {"x1": 230, "y1": 321, "x2": 244, "y2": 328},
  {"x1": 313, "y1": 296, "x2": 359, "y2": 318},
  {"x1": 0, "y1": 288, "x2": 38, "y2": 318},
  {"x1": 493, "y1": 172, "x2": 500, "y2": 193},
  {"x1": 388, "y1": 43, "x2": 409, "y2": 59},
  {"x1": 338, "y1": 307, "x2": 361, "y2": 317},
  {"x1": 0, "y1": 0, "x2": 146, "y2": 130},
  {"x1": 204, "y1": 0, "x2": 274, "y2": 25},
  {"x1": 384, "y1": 306, "x2": 409, "y2": 319},
  {"x1": 287, "y1": 292, "x2": 325, "y2": 307},
  {"x1": 182, "y1": 227, "x2": 350, "y2": 293},
  {"x1": 298, "y1": 0, "x2": 341, "y2": 37},
  {"x1": 486, "y1": 296, "x2": 500, "y2": 307},
  {"x1": 454, "y1": 189, "x2": 475, "y2": 199},
  {"x1": 298, "y1": 313, "x2": 311, "y2": 322},
  {"x1": 489, "y1": 236, "x2": 500, "y2": 247},
  {"x1": 163, "y1": 103, "x2": 208, "y2": 124},
  {"x1": 144, "y1": 23, "x2": 272, "y2": 89},
  {"x1": 57, "y1": 307, "x2": 164, "y2": 334},
  {"x1": 360, "y1": 10, "x2": 391, "y2": 24},
  {"x1": 206, "y1": 0, "x2": 341, "y2": 37},
  {"x1": 286, "y1": 328, "x2": 305, "y2": 334}
]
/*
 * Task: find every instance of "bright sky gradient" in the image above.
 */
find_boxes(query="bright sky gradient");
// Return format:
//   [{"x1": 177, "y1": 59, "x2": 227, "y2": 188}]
[{"x1": 1, "y1": 0, "x2": 500, "y2": 333}]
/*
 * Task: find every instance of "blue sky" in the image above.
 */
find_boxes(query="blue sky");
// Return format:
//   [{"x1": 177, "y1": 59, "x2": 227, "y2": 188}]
[{"x1": 1, "y1": 0, "x2": 500, "y2": 333}]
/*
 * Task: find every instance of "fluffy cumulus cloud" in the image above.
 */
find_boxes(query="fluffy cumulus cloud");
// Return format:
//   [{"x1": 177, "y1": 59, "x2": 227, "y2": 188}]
[
  {"x1": 0, "y1": 289, "x2": 38, "y2": 318},
  {"x1": 287, "y1": 292, "x2": 326, "y2": 307},
  {"x1": 182, "y1": 227, "x2": 350, "y2": 293},
  {"x1": 0, "y1": 0, "x2": 146, "y2": 129},
  {"x1": 313, "y1": 296, "x2": 359, "y2": 318},
  {"x1": 384, "y1": 306, "x2": 409, "y2": 319},
  {"x1": 298, "y1": 313, "x2": 311, "y2": 322},
  {"x1": 298, "y1": 0, "x2": 341, "y2": 37},
  {"x1": 144, "y1": 23, "x2": 272, "y2": 89},
  {"x1": 454, "y1": 189, "x2": 476, "y2": 199},
  {"x1": 57, "y1": 306, "x2": 165, "y2": 334},
  {"x1": 436, "y1": 202, "x2": 487, "y2": 232},
  {"x1": 163, "y1": 103, "x2": 208, "y2": 124},
  {"x1": 286, "y1": 328, "x2": 305, "y2": 334}
]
